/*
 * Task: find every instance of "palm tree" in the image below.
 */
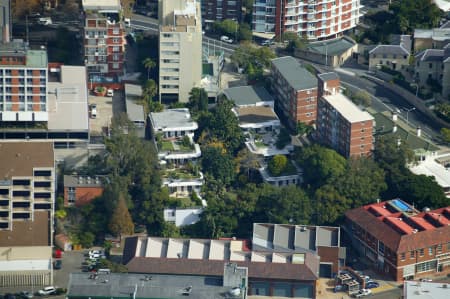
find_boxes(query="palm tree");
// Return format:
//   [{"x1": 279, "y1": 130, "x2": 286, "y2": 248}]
[
  {"x1": 142, "y1": 58, "x2": 156, "y2": 80},
  {"x1": 142, "y1": 79, "x2": 158, "y2": 102}
]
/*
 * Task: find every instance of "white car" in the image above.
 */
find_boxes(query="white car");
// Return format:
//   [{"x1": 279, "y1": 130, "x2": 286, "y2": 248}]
[
  {"x1": 38, "y1": 286, "x2": 56, "y2": 296},
  {"x1": 37, "y1": 17, "x2": 52, "y2": 25},
  {"x1": 89, "y1": 104, "x2": 97, "y2": 118},
  {"x1": 106, "y1": 89, "x2": 114, "y2": 97},
  {"x1": 354, "y1": 289, "x2": 372, "y2": 298},
  {"x1": 220, "y1": 35, "x2": 233, "y2": 44}
]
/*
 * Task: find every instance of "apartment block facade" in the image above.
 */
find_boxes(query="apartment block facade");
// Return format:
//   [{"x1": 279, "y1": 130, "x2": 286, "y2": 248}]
[
  {"x1": 253, "y1": 0, "x2": 361, "y2": 40},
  {"x1": 200, "y1": 0, "x2": 242, "y2": 28},
  {"x1": 271, "y1": 56, "x2": 318, "y2": 129},
  {"x1": 345, "y1": 199, "x2": 450, "y2": 282},
  {"x1": 316, "y1": 73, "x2": 373, "y2": 157},
  {"x1": 63, "y1": 175, "x2": 104, "y2": 207},
  {"x1": 0, "y1": 40, "x2": 48, "y2": 122},
  {"x1": 159, "y1": 0, "x2": 202, "y2": 103},
  {"x1": 82, "y1": 0, "x2": 125, "y2": 78},
  {"x1": 0, "y1": 0, "x2": 11, "y2": 43},
  {"x1": 0, "y1": 142, "x2": 55, "y2": 286}
]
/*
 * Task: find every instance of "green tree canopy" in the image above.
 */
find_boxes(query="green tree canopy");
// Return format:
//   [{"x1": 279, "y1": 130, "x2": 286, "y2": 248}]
[
  {"x1": 314, "y1": 184, "x2": 352, "y2": 225},
  {"x1": 268, "y1": 155, "x2": 288, "y2": 176},
  {"x1": 188, "y1": 87, "x2": 208, "y2": 116},
  {"x1": 295, "y1": 145, "x2": 347, "y2": 187},
  {"x1": 201, "y1": 146, "x2": 236, "y2": 185}
]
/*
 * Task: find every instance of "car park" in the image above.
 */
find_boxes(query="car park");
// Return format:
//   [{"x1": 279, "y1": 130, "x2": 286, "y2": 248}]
[{"x1": 38, "y1": 286, "x2": 56, "y2": 296}]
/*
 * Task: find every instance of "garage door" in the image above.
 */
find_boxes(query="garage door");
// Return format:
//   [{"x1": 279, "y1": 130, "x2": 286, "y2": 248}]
[{"x1": 319, "y1": 263, "x2": 332, "y2": 278}]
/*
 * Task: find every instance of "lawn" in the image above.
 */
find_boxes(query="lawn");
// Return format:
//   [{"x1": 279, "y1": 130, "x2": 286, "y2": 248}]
[
  {"x1": 255, "y1": 140, "x2": 267, "y2": 148},
  {"x1": 174, "y1": 140, "x2": 194, "y2": 152},
  {"x1": 160, "y1": 140, "x2": 174, "y2": 151}
]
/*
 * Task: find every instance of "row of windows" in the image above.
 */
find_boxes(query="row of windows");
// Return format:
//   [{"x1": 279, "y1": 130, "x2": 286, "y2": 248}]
[
  {"x1": 0, "y1": 70, "x2": 46, "y2": 76},
  {"x1": 400, "y1": 243, "x2": 448, "y2": 260},
  {"x1": 0, "y1": 78, "x2": 46, "y2": 84}
]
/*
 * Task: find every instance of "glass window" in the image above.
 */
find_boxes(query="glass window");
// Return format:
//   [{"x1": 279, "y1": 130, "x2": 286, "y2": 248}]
[
  {"x1": 400, "y1": 253, "x2": 405, "y2": 261},
  {"x1": 437, "y1": 244, "x2": 442, "y2": 253},
  {"x1": 428, "y1": 247, "x2": 433, "y2": 255},
  {"x1": 419, "y1": 248, "x2": 424, "y2": 257},
  {"x1": 410, "y1": 250, "x2": 415, "y2": 259}
]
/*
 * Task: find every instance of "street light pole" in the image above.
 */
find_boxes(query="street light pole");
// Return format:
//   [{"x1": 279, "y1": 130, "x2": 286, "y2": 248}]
[{"x1": 404, "y1": 107, "x2": 416, "y2": 127}]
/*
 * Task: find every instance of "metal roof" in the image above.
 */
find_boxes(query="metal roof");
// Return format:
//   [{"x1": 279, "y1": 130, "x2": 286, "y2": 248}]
[
  {"x1": 223, "y1": 86, "x2": 274, "y2": 106},
  {"x1": 271, "y1": 56, "x2": 317, "y2": 91},
  {"x1": 318, "y1": 72, "x2": 339, "y2": 82},
  {"x1": 306, "y1": 37, "x2": 356, "y2": 56},
  {"x1": 125, "y1": 84, "x2": 145, "y2": 123}
]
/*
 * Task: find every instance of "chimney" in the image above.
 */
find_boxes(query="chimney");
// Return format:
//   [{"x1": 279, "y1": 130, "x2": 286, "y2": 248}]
[
  {"x1": 392, "y1": 112, "x2": 398, "y2": 122},
  {"x1": 416, "y1": 127, "x2": 422, "y2": 137},
  {"x1": 393, "y1": 125, "x2": 397, "y2": 133}
]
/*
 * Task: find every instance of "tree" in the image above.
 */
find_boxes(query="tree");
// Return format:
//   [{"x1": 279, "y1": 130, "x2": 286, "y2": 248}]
[
  {"x1": 296, "y1": 122, "x2": 313, "y2": 136},
  {"x1": 142, "y1": 79, "x2": 159, "y2": 112},
  {"x1": 283, "y1": 32, "x2": 308, "y2": 52},
  {"x1": 268, "y1": 155, "x2": 288, "y2": 176},
  {"x1": 314, "y1": 184, "x2": 352, "y2": 225},
  {"x1": 441, "y1": 128, "x2": 450, "y2": 143},
  {"x1": 78, "y1": 231, "x2": 95, "y2": 248},
  {"x1": 276, "y1": 127, "x2": 291, "y2": 149},
  {"x1": 142, "y1": 58, "x2": 156, "y2": 80},
  {"x1": 238, "y1": 23, "x2": 253, "y2": 41},
  {"x1": 109, "y1": 195, "x2": 135, "y2": 237},
  {"x1": 373, "y1": 135, "x2": 414, "y2": 172},
  {"x1": 188, "y1": 87, "x2": 208, "y2": 116},
  {"x1": 201, "y1": 146, "x2": 236, "y2": 185},
  {"x1": 295, "y1": 145, "x2": 347, "y2": 187},
  {"x1": 213, "y1": 19, "x2": 239, "y2": 38},
  {"x1": 351, "y1": 90, "x2": 372, "y2": 107}
]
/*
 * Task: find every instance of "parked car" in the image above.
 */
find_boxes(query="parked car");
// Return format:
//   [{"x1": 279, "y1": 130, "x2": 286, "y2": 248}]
[
  {"x1": 38, "y1": 286, "x2": 56, "y2": 296},
  {"x1": 420, "y1": 278, "x2": 433, "y2": 282},
  {"x1": 37, "y1": 17, "x2": 52, "y2": 25},
  {"x1": 220, "y1": 36, "x2": 233, "y2": 44},
  {"x1": 19, "y1": 291, "x2": 33, "y2": 299},
  {"x1": 106, "y1": 89, "x2": 114, "y2": 97},
  {"x1": 53, "y1": 259, "x2": 62, "y2": 270},
  {"x1": 354, "y1": 289, "x2": 372, "y2": 298},
  {"x1": 89, "y1": 104, "x2": 97, "y2": 118},
  {"x1": 261, "y1": 39, "x2": 274, "y2": 46},
  {"x1": 365, "y1": 281, "x2": 380, "y2": 289}
]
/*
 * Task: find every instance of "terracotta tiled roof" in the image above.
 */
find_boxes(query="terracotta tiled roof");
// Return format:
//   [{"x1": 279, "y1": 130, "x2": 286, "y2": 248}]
[
  {"x1": 345, "y1": 203, "x2": 450, "y2": 253},
  {"x1": 125, "y1": 257, "x2": 318, "y2": 281}
]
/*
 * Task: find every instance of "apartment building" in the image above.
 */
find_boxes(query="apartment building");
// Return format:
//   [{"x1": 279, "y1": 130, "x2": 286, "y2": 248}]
[
  {"x1": 316, "y1": 73, "x2": 374, "y2": 157},
  {"x1": 0, "y1": 0, "x2": 11, "y2": 43},
  {"x1": 82, "y1": 0, "x2": 125, "y2": 78},
  {"x1": 200, "y1": 0, "x2": 242, "y2": 28},
  {"x1": 271, "y1": 56, "x2": 318, "y2": 129},
  {"x1": 159, "y1": 0, "x2": 202, "y2": 103},
  {"x1": 253, "y1": 0, "x2": 362, "y2": 40},
  {"x1": 345, "y1": 199, "x2": 450, "y2": 281},
  {"x1": 414, "y1": 44, "x2": 450, "y2": 100},
  {"x1": 0, "y1": 142, "x2": 55, "y2": 286},
  {"x1": 0, "y1": 40, "x2": 48, "y2": 122}
]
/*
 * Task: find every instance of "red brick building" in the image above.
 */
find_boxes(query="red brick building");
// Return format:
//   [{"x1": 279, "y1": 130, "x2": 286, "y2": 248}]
[
  {"x1": 271, "y1": 56, "x2": 318, "y2": 129},
  {"x1": 316, "y1": 73, "x2": 374, "y2": 157},
  {"x1": 82, "y1": 0, "x2": 125, "y2": 79},
  {"x1": 63, "y1": 175, "x2": 104, "y2": 207},
  {"x1": 345, "y1": 199, "x2": 450, "y2": 282}
]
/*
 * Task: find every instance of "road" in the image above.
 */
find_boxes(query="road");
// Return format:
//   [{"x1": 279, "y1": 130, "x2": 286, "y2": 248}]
[{"x1": 129, "y1": 14, "x2": 238, "y2": 56}]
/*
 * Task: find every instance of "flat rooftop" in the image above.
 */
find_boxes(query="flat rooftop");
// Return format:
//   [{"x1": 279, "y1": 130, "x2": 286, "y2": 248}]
[
  {"x1": 322, "y1": 93, "x2": 374, "y2": 123},
  {"x1": 0, "y1": 40, "x2": 47, "y2": 68},
  {"x1": 223, "y1": 86, "x2": 274, "y2": 107},
  {"x1": 235, "y1": 106, "x2": 279, "y2": 125},
  {"x1": 68, "y1": 273, "x2": 230, "y2": 299},
  {"x1": 47, "y1": 66, "x2": 88, "y2": 131},
  {"x1": 0, "y1": 210, "x2": 50, "y2": 246},
  {"x1": 150, "y1": 109, "x2": 198, "y2": 132},
  {"x1": 82, "y1": 0, "x2": 120, "y2": 10},
  {"x1": 125, "y1": 84, "x2": 145, "y2": 123},
  {"x1": 0, "y1": 142, "x2": 53, "y2": 178},
  {"x1": 410, "y1": 153, "x2": 450, "y2": 189},
  {"x1": 271, "y1": 56, "x2": 317, "y2": 91},
  {"x1": 404, "y1": 280, "x2": 449, "y2": 299}
]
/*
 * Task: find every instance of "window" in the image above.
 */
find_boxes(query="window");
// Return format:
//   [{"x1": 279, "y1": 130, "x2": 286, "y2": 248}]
[
  {"x1": 428, "y1": 247, "x2": 433, "y2": 255},
  {"x1": 416, "y1": 260, "x2": 437, "y2": 273},
  {"x1": 437, "y1": 244, "x2": 442, "y2": 253},
  {"x1": 378, "y1": 241, "x2": 385, "y2": 255},
  {"x1": 400, "y1": 253, "x2": 405, "y2": 261},
  {"x1": 68, "y1": 187, "x2": 76, "y2": 204},
  {"x1": 113, "y1": 28, "x2": 119, "y2": 34},
  {"x1": 410, "y1": 250, "x2": 415, "y2": 259},
  {"x1": 419, "y1": 248, "x2": 424, "y2": 257}
]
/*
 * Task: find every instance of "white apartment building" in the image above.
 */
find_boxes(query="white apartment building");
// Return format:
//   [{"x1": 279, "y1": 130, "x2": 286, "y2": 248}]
[
  {"x1": 159, "y1": 0, "x2": 202, "y2": 103},
  {"x1": 253, "y1": 0, "x2": 362, "y2": 40}
]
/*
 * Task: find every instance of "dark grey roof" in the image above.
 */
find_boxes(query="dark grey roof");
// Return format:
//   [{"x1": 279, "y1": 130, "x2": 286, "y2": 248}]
[
  {"x1": 271, "y1": 56, "x2": 317, "y2": 91},
  {"x1": 440, "y1": 20, "x2": 450, "y2": 29},
  {"x1": 67, "y1": 273, "x2": 230, "y2": 299},
  {"x1": 369, "y1": 45, "x2": 410, "y2": 55},
  {"x1": 415, "y1": 49, "x2": 444, "y2": 62},
  {"x1": 223, "y1": 86, "x2": 274, "y2": 106},
  {"x1": 306, "y1": 37, "x2": 356, "y2": 56},
  {"x1": 390, "y1": 35, "x2": 412, "y2": 52},
  {"x1": 318, "y1": 72, "x2": 339, "y2": 82},
  {"x1": 64, "y1": 175, "x2": 105, "y2": 187}
]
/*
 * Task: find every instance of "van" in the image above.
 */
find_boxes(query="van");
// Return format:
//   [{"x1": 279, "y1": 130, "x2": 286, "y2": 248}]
[
  {"x1": 124, "y1": 18, "x2": 131, "y2": 27},
  {"x1": 97, "y1": 268, "x2": 111, "y2": 274}
]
